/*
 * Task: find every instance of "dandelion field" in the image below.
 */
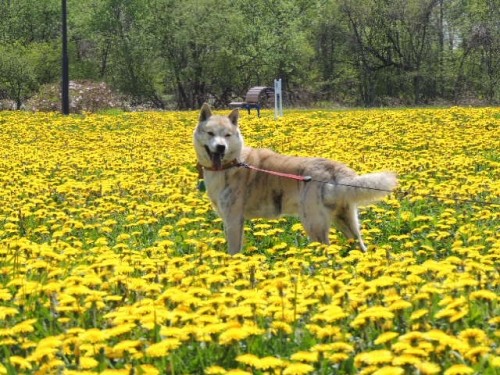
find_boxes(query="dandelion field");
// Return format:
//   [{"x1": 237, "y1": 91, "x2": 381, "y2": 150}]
[{"x1": 0, "y1": 107, "x2": 498, "y2": 375}]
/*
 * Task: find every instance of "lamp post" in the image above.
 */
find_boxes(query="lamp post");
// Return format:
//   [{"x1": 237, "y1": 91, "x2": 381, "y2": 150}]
[{"x1": 61, "y1": 0, "x2": 69, "y2": 115}]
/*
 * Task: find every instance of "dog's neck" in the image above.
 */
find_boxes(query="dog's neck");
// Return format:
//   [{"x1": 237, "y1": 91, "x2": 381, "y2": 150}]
[{"x1": 201, "y1": 159, "x2": 241, "y2": 172}]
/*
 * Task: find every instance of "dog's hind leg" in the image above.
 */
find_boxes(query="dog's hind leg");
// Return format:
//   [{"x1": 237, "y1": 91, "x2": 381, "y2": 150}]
[
  {"x1": 332, "y1": 205, "x2": 367, "y2": 252},
  {"x1": 299, "y1": 184, "x2": 332, "y2": 244},
  {"x1": 299, "y1": 208, "x2": 332, "y2": 244}
]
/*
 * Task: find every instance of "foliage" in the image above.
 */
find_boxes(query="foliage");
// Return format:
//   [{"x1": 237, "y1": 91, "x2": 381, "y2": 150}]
[
  {"x1": 0, "y1": 0, "x2": 498, "y2": 108},
  {"x1": 0, "y1": 108, "x2": 498, "y2": 374},
  {"x1": 0, "y1": 44, "x2": 39, "y2": 109}
]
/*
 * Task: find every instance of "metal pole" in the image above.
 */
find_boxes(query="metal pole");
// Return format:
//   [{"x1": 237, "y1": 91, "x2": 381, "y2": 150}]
[
  {"x1": 274, "y1": 79, "x2": 283, "y2": 119},
  {"x1": 61, "y1": 0, "x2": 70, "y2": 115},
  {"x1": 274, "y1": 79, "x2": 278, "y2": 120},
  {"x1": 278, "y1": 78, "x2": 283, "y2": 117}
]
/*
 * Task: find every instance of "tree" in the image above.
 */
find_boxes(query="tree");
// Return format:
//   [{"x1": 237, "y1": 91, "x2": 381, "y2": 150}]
[
  {"x1": 449, "y1": 0, "x2": 499, "y2": 102},
  {"x1": 0, "y1": 0, "x2": 60, "y2": 44},
  {"x1": 309, "y1": 0, "x2": 359, "y2": 104},
  {"x1": 0, "y1": 0, "x2": 497, "y2": 108},
  {"x1": 77, "y1": 0, "x2": 163, "y2": 106},
  {"x1": 340, "y1": 0, "x2": 441, "y2": 105},
  {"x1": 0, "y1": 44, "x2": 39, "y2": 109}
]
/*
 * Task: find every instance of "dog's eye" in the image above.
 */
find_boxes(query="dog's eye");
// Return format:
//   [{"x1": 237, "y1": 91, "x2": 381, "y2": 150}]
[
  {"x1": 207, "y1": 131, "x2": 215, "y2": 136},
  {"x1": 225, "y1": 134, "x2": 231, "y2": 138}
]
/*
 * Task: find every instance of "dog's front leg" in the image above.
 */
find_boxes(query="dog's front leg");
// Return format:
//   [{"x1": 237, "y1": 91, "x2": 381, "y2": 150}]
[
  {"x1": 219, "y1": 190, "x2": 245, "y2": 255},
  {"x1": 223, "y1": 216, "x2": 244, "y2": 255}
]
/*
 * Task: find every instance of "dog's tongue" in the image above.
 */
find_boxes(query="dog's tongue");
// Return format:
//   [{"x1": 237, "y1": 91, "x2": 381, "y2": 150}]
[{"x1": 211, "y1": 152, "x2": 223, "y2": 170}]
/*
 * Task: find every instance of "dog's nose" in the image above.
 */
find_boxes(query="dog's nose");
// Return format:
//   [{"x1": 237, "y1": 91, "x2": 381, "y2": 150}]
[{"x1": 216, "y1": 144, "x2": 226, "y2": 153}]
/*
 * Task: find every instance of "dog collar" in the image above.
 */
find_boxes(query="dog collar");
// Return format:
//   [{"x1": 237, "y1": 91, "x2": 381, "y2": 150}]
[{"x1": 202, "y1": 159, "x2": 242, "y2": 171}]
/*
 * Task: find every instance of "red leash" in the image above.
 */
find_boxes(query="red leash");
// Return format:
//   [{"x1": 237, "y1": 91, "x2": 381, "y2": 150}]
[{"x1": 237, "y1": 162, "x2": 312, "y2": 182}]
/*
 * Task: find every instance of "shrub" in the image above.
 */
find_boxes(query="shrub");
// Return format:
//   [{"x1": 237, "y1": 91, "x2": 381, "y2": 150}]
[{"x1": 25, "y1": 80, "x2": 129, "y2": 113}]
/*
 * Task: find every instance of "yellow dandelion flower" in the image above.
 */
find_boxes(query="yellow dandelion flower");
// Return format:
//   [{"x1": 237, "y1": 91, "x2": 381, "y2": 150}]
[
  {"x1": 110, "y1": 339, "x2": 142, "y2": 357},
  {"x1": 256, "y1": 356, "x2": 286, "y2": 369},
  {"x1": 100, "y1": 369, "x2": 131, "y2": 375},
  {"x1": 356, "y1": 306, "x2": 395, "y2": 322},
  {"x1": 392, "y1": 354, "x2": 420, "y2": 366},
  {"x1": 414, "y1": 361, "x2": 441, "y2": 374},
  {"x1": 0, "y1": 307, "x2": 19, "y2": 320},
  {"x1": 443, "y1": 364, "x2": 474, "y2": 375},
  {"x1": 0, "y1": 289, "x2": 12, "y2": 301},
  {"x1": 290, "y1": 351, "x2": 318, "y2": 363},
  {"x1": 42, "y1": 358, "x2": 65, "y2": 371},
  {"x1": 235, "y1": 353, "x2": 260, "y2": 366},
  {"x1": 355, "y1": 350, "x2": 393, "y2": 367},
  {"x1": 79, "y1": 356, "x2": 98, "y2": 369},
  {"x1": 0, "y1": 338, "x2": 16, "y2": 346},
  {"x1": 7, "y1": 356, "x2": 32, "y2": 370},
  {"x1": 159, "y1": 326, "x2": 191, "y2": 341},
  {"x1": 312, "y1": 305, "x2": 348, "y2": 322},
  {"x1": 205, "y1": 366, "x2": 227, "y2": 374},
  {"x1": 458, "y1": 328, "x2": 489, "y2": 345},
  {"x1": 469, "y1": 289, "x2": 497, "y2": 302},
  {"x1": 311, "y1": 342, "x2": 354, "y2": 353},
  {"x1": 374, "y1": 331, "x2": 399, "y2": 345},
  {"x1": 271, "y1": 321, "x2": 293, "y2": 334},
  {"x1": 282, "y1": 362, "x2": 315, "y2": 375},
  {"x1": 399, "y1": 331, "x2": 425, "y2": 343},
  {"x1": 94, "y1": 237, "x2": 109, "y2": 246},
  {"x1": 218, "y1": 324, "x2": 264, "y2": 345},
  {"x1": 11, "y1": 318, "x2": 37, "y2": 334},
  {"x1": 490, "y1": 356, "x2": 500, "y2": 367},
  {"x1": 410, "y1": 309, "x2": 429, "y2": 320},
  {"x1": 388, "y1": 300, "x2": 412, "y2": 311},
  {"x1": 464, "y1": 346, "x2": 491, "y2": 363},
  {"x1": 79, "y1": 328, "x2": 107, "y2": 343},
  {"x1": 307, "y1": 324, "x2": 343, "y2": 340},
  {"x1": 488, "y1": 316, "x2": 500, "y2": 325},
  {"x1": 116, "y1": 233, "x2": 131, "y2": 242},
  {"x1": 332, "y1": 342, "x2": 355, "y2": 352},
  {"x1": 225, "y1": 370, "x2": 252, "y2": 375},
  {"x1": 104, "y1": 323, "x2": 136, "y2": 337},
  {"x1": 328, "y1": 353, "x2": 350, "y2": 363},
  {"x1": 372, "y1": 366, "x2": 404, "y2": 375},
  {"x1": 434, "y1": 308, "x2": 457, "y2": 319},
  {"x1": 134, "y1": 364, "x2": 160, "y2": 375},
  {"x1": 145, "y1": 338, "x2": 181, "y2": 357},
  {"x1": 449, "y1": 308, "x2": 469, "y2": 323},
  {"x1": 359, "y1": 366, "x2": 379, "y2": 375}
]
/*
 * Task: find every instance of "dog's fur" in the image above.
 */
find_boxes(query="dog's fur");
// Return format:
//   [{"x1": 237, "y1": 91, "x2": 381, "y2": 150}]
[{"x1": 194, "y1": 103, "x2": 397, "y2": 254}]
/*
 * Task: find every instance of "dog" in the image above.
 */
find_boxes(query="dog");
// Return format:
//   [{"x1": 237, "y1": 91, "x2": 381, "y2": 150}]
[{"x1": 193, "y1": 103, "x2": 397, "y2": 255}]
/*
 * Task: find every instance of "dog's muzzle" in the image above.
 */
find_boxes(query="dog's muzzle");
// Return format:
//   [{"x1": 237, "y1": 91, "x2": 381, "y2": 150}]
[{"x1": 205, "y1": 145, "x2": 226, "y2": 170}]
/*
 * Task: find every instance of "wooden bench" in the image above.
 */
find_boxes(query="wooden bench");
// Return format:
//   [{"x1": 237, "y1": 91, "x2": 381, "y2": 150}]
[{"x1": 229, "y1": 86, "x2": 275, "y2": 117}]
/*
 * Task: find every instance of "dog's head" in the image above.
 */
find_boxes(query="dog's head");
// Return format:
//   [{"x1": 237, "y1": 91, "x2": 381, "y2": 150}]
[{"x1": 193, "y1": 103, "x2": 243, "y2": 170}]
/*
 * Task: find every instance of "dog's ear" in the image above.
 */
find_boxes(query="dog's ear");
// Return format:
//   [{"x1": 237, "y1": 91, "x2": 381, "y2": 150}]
[
  {"x1": 199, "y1": 103, "x2": 212, "y2": 122},
  {"x1": 228, "y1": 108, "x2": 239, "y2": 127}
]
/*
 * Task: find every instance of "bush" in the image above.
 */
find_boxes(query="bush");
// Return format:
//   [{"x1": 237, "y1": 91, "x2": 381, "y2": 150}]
[
  {"x1": 26, "y1": 80, "x2": 129, "y2": 113},
  {"x1": 0, "y1": 43, "x2": 39, "y2": 109}
]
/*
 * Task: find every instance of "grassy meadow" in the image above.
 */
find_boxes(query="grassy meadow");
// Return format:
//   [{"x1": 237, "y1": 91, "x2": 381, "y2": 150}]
[{"x1": 0, "y1": 107, "x2": 498, "y2": 374}]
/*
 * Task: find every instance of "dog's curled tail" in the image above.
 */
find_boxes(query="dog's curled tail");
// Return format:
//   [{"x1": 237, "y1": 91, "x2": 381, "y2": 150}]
[{"x1": 333, "y1": 172, "x2": 397, "y2": 205}]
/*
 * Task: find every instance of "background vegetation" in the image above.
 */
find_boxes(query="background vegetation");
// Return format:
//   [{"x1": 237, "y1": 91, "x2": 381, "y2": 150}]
[{"x1": 0, "y1": 0, "x2": 499, "y2": 109}]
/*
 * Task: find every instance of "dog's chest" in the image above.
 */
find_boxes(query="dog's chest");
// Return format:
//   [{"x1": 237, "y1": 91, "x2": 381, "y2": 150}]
[
  {"x1": 204, "y1": 171, "x2": 225, "y2": 189},
  {"x1": 203, "y1": 171, "x2": 235, "y2": 205}
]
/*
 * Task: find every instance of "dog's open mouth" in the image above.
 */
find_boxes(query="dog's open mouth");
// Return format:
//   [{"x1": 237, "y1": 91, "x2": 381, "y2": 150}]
[{"x1": 205, "y1": 145, "x2": 224, "y2": 170}]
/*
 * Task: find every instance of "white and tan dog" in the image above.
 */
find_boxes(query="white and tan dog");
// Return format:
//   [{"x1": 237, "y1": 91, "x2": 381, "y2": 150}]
[{"x1": 194, "y1": 103, "x2": 397, "y2": 255}]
